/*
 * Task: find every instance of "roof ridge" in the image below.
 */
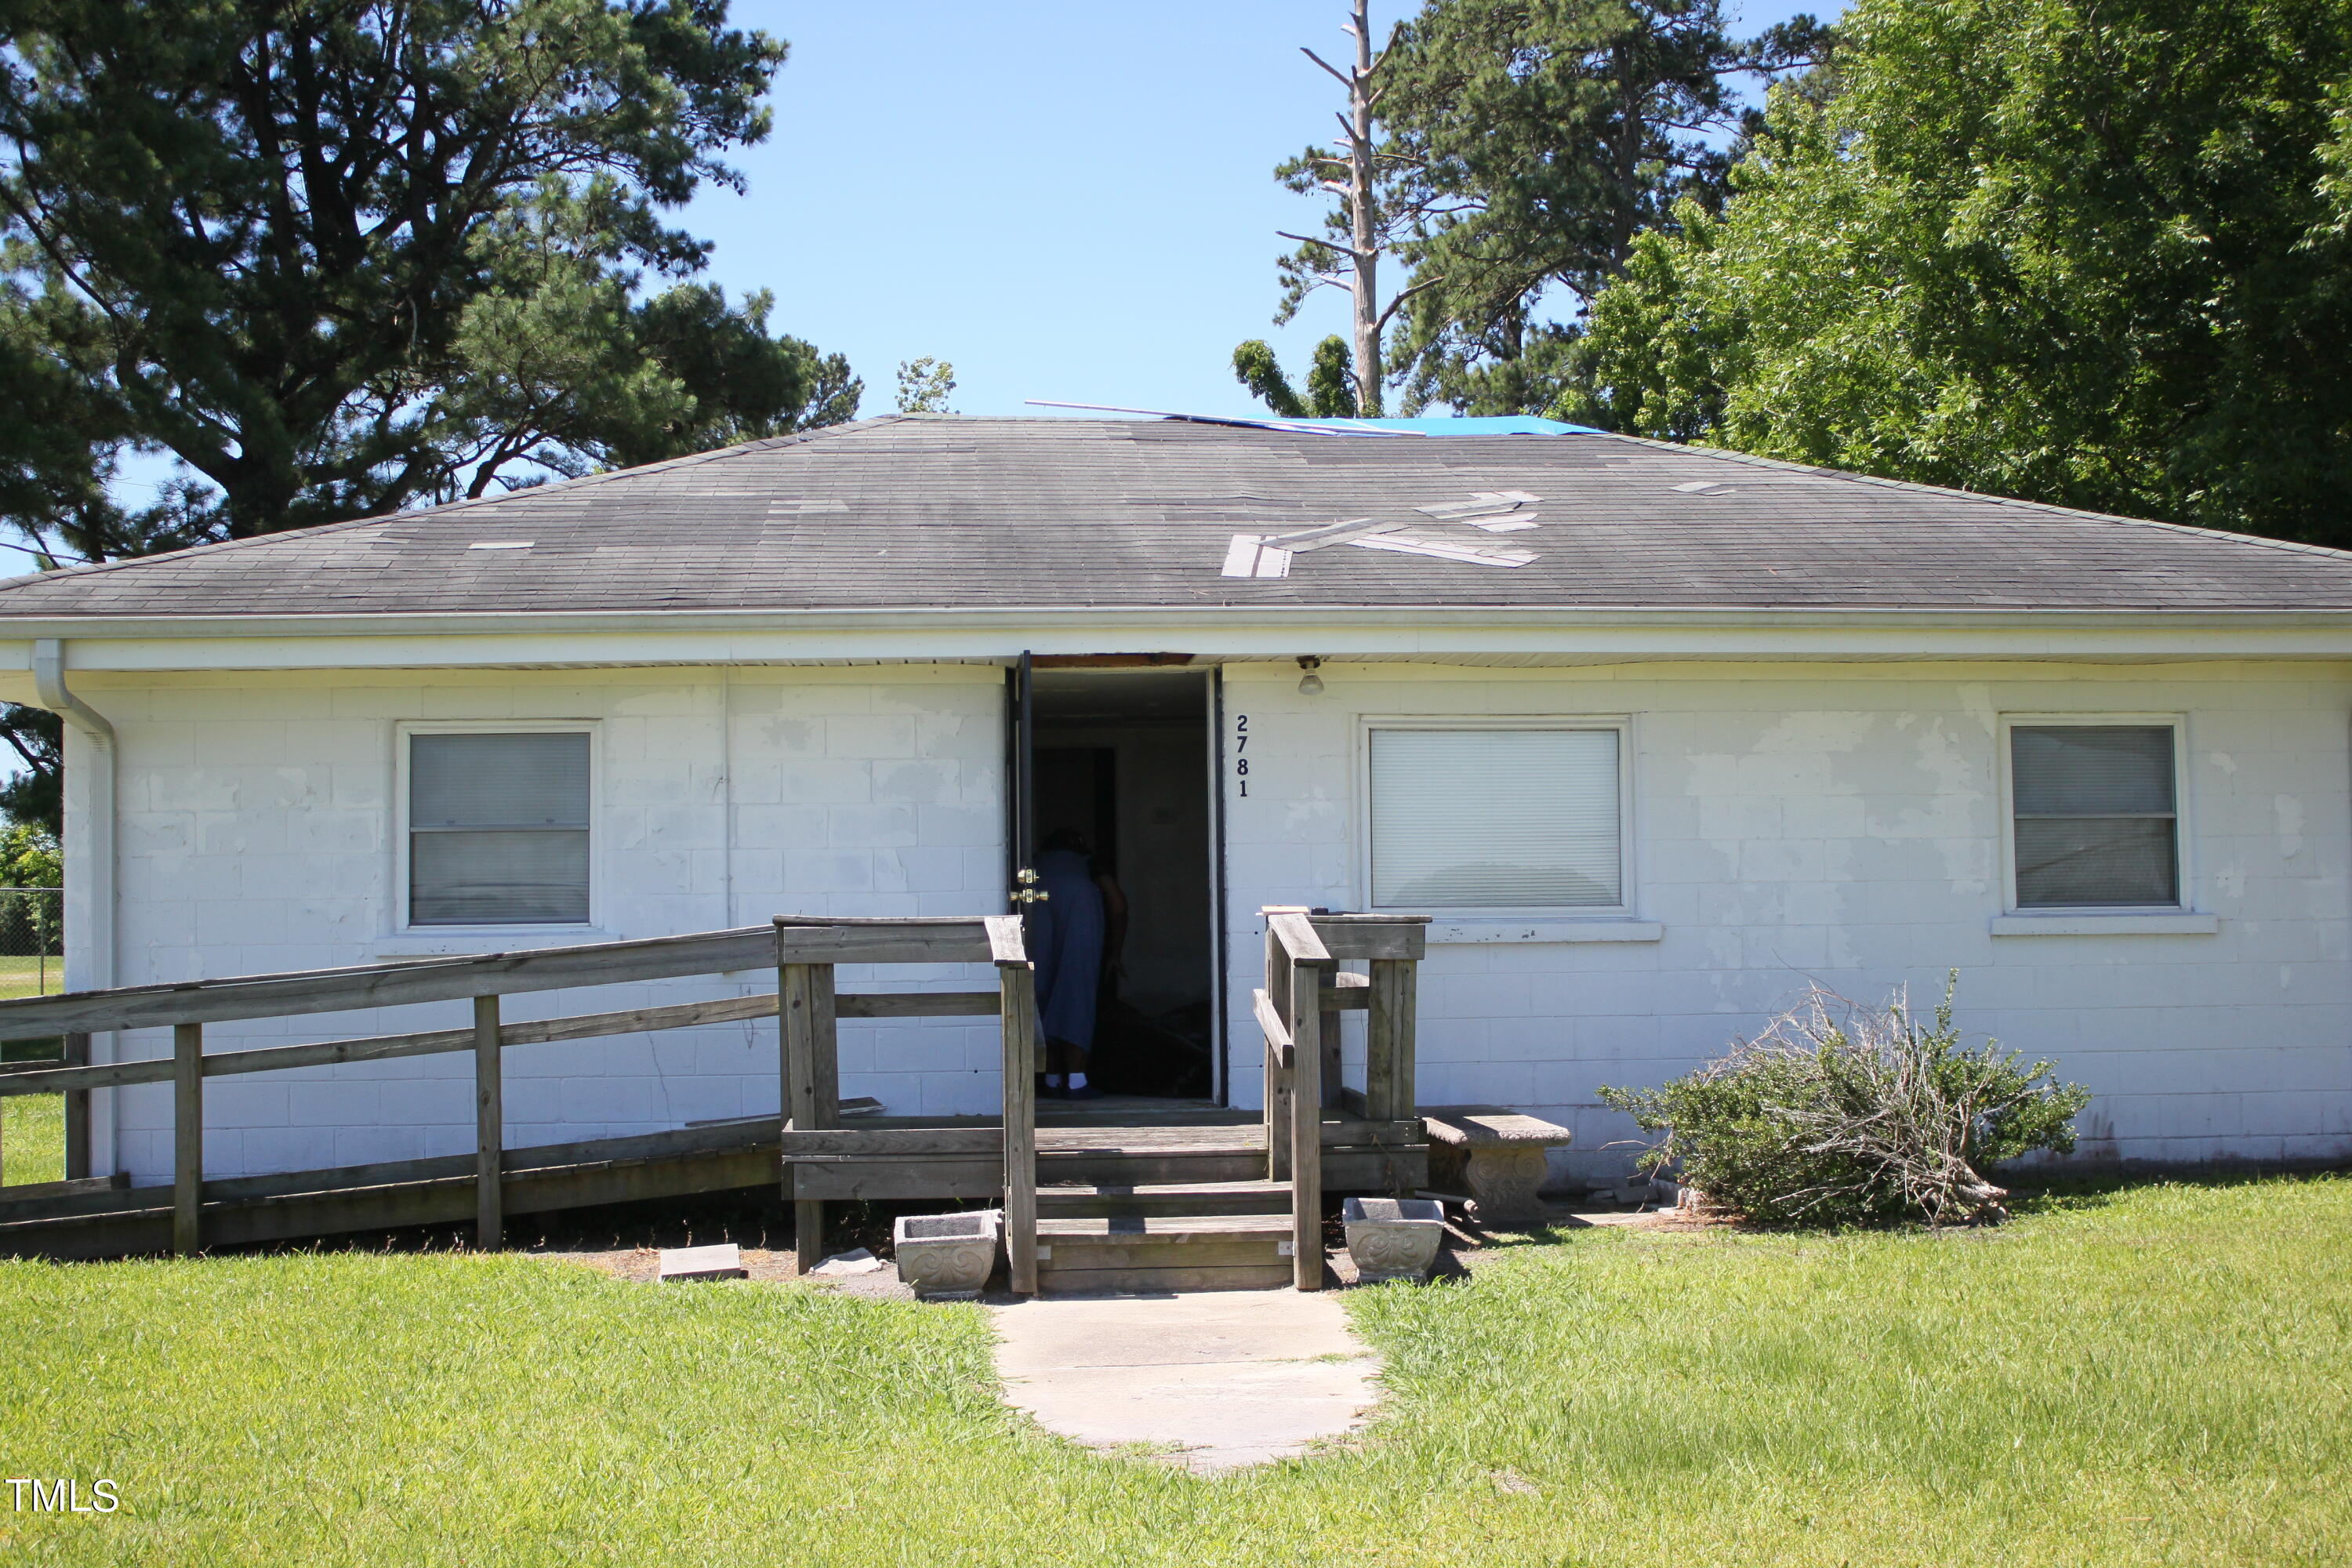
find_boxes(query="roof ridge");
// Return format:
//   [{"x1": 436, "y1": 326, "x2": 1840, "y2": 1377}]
[
  {"x1": 1580, "y1": 430, "x2": 2352, "y2": 562},
  {"x1": 0, "y1": 417, "x2": 910, "y2": 594}
]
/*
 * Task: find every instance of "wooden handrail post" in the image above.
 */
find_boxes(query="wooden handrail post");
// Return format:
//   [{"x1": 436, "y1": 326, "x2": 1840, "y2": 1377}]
[
  {"x1": 1321, "y1": 975, "x2": 1344, "y2": 1108},
  {"x1": 1287, "y1": 958, "x2": 1323, "y2": 1290},
  {"x1": 1367, "y1": 959, "x2": 1417, "y2": 1123},
  {"x1": 474, "y1": 995, "x2": 503, "y2": 1250},
  {"x1": 62, "y1": 1031, "x2": 90, "y2": 1181},
  {"x1": 172, "y1": 1022, "x2": 201, "y2": 1256},
  {"x1": 780, "y1": 960, "x2": 838, "y2": 1273},
  {"x1": 999, "y1": 960, "x2": 1040, "y2": 1295},
  {"x1": 1262, "y1": 911, "x2": 1297, "y2": 1183},
  {"x1": 1385, "y1": 959, "x2": 1417, "y2": 1123}
]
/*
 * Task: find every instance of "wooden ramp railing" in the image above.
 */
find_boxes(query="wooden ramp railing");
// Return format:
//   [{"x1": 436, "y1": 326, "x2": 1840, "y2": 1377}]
[
  {"x1": 0, "y1": 915, "x2": 1042, "y2": 1288},
  {"x1": 1256, "y1": 909, "x2": 1428, "y2": 1290}
]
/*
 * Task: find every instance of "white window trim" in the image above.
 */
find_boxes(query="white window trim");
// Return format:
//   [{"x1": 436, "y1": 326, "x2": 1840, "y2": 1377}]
[
  {"x1": 392, "y1": 719, "x2": 603, "y2": 936},
  {"x1": 1996, "y1": 712, "x2": 2198, "y2": 924},
  {"x1": 1356, "y1": 713, "x2": 1640, "y2": 921}
]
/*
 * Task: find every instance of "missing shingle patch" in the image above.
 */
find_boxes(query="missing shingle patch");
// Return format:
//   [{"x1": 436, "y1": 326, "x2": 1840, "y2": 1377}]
[
  {"x1": 1414, "y1": 490, "x2": 1541, "y2": 520},
  {"x1": 1218, "y1": 489, "x2": 1546, "y2": 575},
  {"x1": 1348, "y1": 533, "x2": 1536, "y2": 568},
  {"x1": 1221, "y1": 535, "x2": 1293, "y2": 579},
  {"x1": 467, "y1": 541, "x2": 535, "y2": 550},
  {"x1": 1260, "y1": 517, "x2": 1407, "y2": 553},
  {"x1": 1671, "y1": 481, "x2": 1732, "y2": 495}
]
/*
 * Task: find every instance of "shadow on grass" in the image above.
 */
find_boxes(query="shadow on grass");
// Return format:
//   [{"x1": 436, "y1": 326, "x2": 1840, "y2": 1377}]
[
  {"x1": 56, "y1": 1166, "x2": 2347, "y2": 1273},
  {"x1": 197, "y1": 1187, "x2": 1002, "y2": 1266}
]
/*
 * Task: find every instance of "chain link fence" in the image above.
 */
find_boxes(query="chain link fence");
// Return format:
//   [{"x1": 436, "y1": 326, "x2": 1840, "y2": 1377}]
[
  {"x1": 0, "y1": 885, "x2": 64, "y2": 1185},
  {"x1": 0, "y1": 885, "x2": 62, "y2": 1001}
]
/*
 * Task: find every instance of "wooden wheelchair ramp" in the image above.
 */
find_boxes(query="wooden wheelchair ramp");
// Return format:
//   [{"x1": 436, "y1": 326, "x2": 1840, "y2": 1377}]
[{"x1": 0, "y1": 909, "x2": 1432, "y2": 1284}]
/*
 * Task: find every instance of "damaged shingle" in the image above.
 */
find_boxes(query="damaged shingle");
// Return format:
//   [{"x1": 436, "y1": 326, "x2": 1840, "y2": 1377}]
[{"x1": 1221, "y1": 491, "x2": 1548, "y2": 575}]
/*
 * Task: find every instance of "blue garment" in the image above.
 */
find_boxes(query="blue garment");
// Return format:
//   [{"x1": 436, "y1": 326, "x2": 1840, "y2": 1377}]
[{"x1": 1029, "y1": 848, "x2": 1105, "y2": 1049}]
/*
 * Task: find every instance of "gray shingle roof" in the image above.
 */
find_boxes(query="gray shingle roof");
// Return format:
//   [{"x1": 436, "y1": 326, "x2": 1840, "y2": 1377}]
[{"x1": 2, "y1": 416, "x2": 2348, "y2": 619}]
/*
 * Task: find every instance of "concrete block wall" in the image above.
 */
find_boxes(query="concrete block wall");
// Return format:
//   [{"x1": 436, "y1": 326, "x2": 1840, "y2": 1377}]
[
  {"x1": 1219, "y1": 659, "x2": 2352, "y2": 1179},
  {"x1": 89, "y1": 666, "x2": 1011, "y2": 1182},
  {"x1": 68, "y1": 655, "x2": 2352, "y2": 1185}
]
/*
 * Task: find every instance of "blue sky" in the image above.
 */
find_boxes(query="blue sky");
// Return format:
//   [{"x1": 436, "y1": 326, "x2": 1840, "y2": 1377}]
[{"x1": 681, "y1": 0, "x2": 1828, "y2": 422}]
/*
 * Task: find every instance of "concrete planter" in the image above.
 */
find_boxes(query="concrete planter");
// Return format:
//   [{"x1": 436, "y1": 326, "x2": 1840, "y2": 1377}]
[
  {"x1": 895, "y1": 1210, "x2": 1000, "y2": 1299},
  {"x1": 1341, "y1": 1196, "x2": 1446, "y2": 1283}
]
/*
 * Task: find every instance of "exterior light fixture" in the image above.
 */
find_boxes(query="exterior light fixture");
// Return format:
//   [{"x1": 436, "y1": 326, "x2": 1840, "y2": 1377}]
[{"x1": 1297, "y1": 655, "x2": 1324, "y2": 696}]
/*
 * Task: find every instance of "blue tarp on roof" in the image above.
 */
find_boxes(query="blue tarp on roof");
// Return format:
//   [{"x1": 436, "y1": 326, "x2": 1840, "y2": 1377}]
[{"x1": 1294, "y1": 416, "x2": 1599, "y2": 436}]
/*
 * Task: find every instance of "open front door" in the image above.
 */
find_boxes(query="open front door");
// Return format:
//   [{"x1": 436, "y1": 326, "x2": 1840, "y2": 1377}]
[{"x1": 1005, "y1": 650, "x2": 1041, "y2": 916}]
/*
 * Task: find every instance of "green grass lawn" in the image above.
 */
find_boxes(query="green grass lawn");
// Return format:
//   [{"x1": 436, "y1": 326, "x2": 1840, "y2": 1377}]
[
  {"x1": 0, "y1": 1175, "x2": 2343, "y2": 1566},
  {"x1": 2, "y1": 1091, "x2": 62, "y2": 1185},
  {"x1": 0, "y1": 956, "x2": 65, "y2": 1186},
  {"x1": 0, "y1": 953, "x2": 64, "y2": 1001}
]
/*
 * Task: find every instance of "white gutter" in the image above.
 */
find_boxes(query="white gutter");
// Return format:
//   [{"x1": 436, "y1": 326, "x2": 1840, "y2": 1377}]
[
  {"x1": 31, "y1": 637, "x2": 114, "y2": 1176},
  {"x1": 4, "y1": 602, "x2": 2352, "y2": 640},
  {"x1": 5, "y1": 604, "x2": 2352, "y2": 674}
]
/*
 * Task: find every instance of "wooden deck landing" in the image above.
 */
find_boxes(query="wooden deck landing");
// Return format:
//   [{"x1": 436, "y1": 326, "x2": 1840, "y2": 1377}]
[{"x1": 0, "y1": 1109, "x2": 1428, "y2": 1262}]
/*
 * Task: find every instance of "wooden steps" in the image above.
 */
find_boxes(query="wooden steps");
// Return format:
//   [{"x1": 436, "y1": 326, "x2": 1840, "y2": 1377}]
[
  {"x1": 1036, "y1": 1126, "x2": 1269, "y2": 1189},
  {"x1": 1036, "y1": 1213, "x2": 1294, "y2": 1294},
  {"x1": 1036, "y1": 1178, "x2": 1293, "y2": 1219}
]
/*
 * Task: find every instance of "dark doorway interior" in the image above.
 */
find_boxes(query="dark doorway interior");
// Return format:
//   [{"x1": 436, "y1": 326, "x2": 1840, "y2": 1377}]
[{"x1": 1030, "y1": 669, "x2": 1215, "y2": 1101}]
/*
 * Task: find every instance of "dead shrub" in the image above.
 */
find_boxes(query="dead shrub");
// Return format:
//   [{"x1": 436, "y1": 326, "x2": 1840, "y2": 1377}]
[{"x1": 1600, "y1": 976, "x2": 2090, "y2": 1227}]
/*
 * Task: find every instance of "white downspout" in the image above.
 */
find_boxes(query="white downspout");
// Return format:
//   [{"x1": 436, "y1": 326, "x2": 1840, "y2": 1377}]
[{"x1": 31, "y1": 638, "x2": 115, "y2": 1174}]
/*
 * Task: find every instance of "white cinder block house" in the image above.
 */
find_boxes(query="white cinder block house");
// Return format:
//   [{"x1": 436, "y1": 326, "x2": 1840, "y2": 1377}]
[{"x1": 2, "y1": 413, "x2": 2347, "y2": 1187}]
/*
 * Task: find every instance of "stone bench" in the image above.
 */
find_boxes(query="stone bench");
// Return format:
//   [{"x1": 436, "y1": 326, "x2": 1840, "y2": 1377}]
[{"x1": 1420, "y1": 1106, "x2": 1574, "y2": 1227}]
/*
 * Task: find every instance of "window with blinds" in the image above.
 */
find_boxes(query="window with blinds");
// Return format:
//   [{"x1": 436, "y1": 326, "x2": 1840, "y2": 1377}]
[
  {"x1": 408, "y1": 731, "x2": 591, "y2": 926},
  {"x1": 2011, "y1": 724, "x2": 2179, "y2": 909},
  {"x1": 1369, "y1": 728, "x2": 1623, "y2": 909}
]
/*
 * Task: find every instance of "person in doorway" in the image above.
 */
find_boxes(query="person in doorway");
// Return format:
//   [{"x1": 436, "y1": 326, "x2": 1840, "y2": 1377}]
[{"x1": 1029, "y1": 827, "x2": 1128, "y2": 1099}]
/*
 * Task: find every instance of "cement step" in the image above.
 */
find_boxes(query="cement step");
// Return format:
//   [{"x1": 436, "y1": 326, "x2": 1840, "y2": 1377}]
[
  {"x1": 1035, "y1": 1213, "x2": 1295, "y2": 1294},
  {"x1": 1036, "y1": 1179, "x2": 1293, "y2": 1219}
]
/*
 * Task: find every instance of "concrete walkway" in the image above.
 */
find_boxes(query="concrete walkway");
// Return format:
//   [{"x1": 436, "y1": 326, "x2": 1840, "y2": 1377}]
[{"x1": 991, "y1": 1289, "x2": 1381, "y2": 1472}]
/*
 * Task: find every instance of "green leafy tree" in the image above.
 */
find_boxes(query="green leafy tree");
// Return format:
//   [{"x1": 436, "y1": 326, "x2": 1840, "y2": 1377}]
[
  {"x1": 1576, "y1": 0, "x2": 2352, "y2": 544},
  {"x1": 439, "y1": 180, "x2": 859, "y2": 488},
  {"x1": 0, "y1": 818, "x2": 59, "y2": 963},
  {"x1": 1232, "y1": 336, "x2": 1360, "y2": 419},
  {"x1": 1374, "y1": 0, "x2": 1828, "y2": 414},
  {"x1": 894, "y1": 358, "x2": 956, "y2": 414},
  {"x1": 0, "y1": 705, "x2": 57, "y2": 835},
  {"x1": 0, "y1": 821, "x2": 58, "y2": 887},
  {"x1": 0, "y1": 0, "x2": 856, "y2": 561}
]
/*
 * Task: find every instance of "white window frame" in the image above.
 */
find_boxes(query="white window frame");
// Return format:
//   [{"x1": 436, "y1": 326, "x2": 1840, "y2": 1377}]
[
  {"x1": 394, "y1": 720, "x2": 602, "y2": 935},
  {"x1": 1356, "y1": 714, "x2": 1638, "y2": 919},
  {"x1": 1998, "y1": 713, "x2": 2190, "y2": 916}
]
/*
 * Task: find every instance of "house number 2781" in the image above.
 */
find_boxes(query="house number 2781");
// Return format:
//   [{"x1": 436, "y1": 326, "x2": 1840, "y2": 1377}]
[{"x1": 1233, "y1": 713, "x2": 1249, "y2": 797}]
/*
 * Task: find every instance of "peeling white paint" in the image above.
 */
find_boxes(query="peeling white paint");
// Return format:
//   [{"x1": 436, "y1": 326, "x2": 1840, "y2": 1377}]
[
  {"x1": 2275, "y1": 794, "x2": 2306, "y2": 859},
  {"x1": 1755, "y1": 711, "x2": 1877, "y2": 755}
]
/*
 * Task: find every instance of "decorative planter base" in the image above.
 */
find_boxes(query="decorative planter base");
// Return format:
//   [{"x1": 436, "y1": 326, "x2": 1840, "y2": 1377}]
[
  {"x1": 1342, "y1": 1196, "x2": 1446, "y2": 1283},
  {"x1": 1422, "y1": 1108, "x2": 1573, "y2": 1229},
  {"x1": 895, "y1": 1210, "x2": 1001, "y2": 1299}
]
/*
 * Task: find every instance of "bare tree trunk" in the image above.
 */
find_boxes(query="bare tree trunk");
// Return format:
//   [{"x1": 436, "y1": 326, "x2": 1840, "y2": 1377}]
[
  {"x1": 1298, "y1": 2, "x2": 1400, "y2": 416},
  {"x1": 1344, "y1": 0, "x2": 1382, "y2": 416}
]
